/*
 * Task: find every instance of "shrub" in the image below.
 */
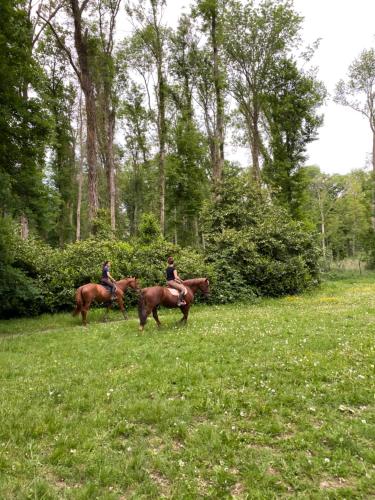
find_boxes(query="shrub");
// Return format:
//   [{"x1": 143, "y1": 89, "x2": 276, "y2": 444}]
[
  {"x1": 203, "y1": 166, "x2": 320, "y2": 300},
  {"x1": 11, "y1": 236, "x2": 214, "y2": 314}
]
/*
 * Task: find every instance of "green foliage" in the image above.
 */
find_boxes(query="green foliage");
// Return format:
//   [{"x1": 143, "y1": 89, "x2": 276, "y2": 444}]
[
  {"x1": 10, "y1": 232, "x2": 214, "y2": 316},
  {"x1": 138, "y1": 212, "x2": 162, "y2": 244},
  {"x1": 92, "y1": 209, "x2": 115, "y2": 240},
  {"x1": 204, "y1": 166, "x2": 320, "y2": 301},
  {"x1": 0, "y1": 218, "x2": 43, "y2": 318},
  {"x1": 262, "y1": 59, "x2": 326, "y2": 219},
  {"x1": 0, "y1": 0, "x2": 50, "y2": 230}
]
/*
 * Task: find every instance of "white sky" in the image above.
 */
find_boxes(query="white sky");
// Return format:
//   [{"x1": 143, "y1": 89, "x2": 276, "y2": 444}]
[{"x1": 119, "y1": 0, "x2": 375, "y2": 175}]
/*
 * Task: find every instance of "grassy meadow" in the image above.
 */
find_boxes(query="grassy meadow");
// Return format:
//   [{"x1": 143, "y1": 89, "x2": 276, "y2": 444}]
[{"x1": 0, "y1": 273, "x2": 374, "y2": 499}]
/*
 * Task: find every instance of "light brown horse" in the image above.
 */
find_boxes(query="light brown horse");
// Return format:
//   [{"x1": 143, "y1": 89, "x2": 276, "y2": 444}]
[
  {"x1": 73, "y1": 277, "x2": 139, "y2": 326},
  {"x1": 138, "y1": 278, "x2": 210, "y2": 331}
]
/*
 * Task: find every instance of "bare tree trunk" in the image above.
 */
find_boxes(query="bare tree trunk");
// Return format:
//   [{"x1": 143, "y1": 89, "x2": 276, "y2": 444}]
[
  {"x1": 70, "y1": 0, "x2": 99, "y2": 223},
  {"x1": 156, "y1": 39, "x2": 166, "y2": 233},
  {"x1": 20, "y1": 214, "x2": 29, "y2": 240},
  {"x1": 212, "y1": 9, "x2": 224, "y2": 187},
  {"x1": 194, "y1": 217, "x2": 199, "y2": 246},
  {"x1": 83, "y1": 83, "x2": 99, "y2": 221},
  {"x1": 106, "y1": 106, "x2": 116, "y2": 230},
  {"x1": 76, "y1": 94, "x2": 84, "y2": 241},
  {"x1": 316, "y1": 189, "x2": 326, "y2": 258},
  {"x1": 321, "y1": 220, "x2": 326, "y2": 259},
  {"x1": 245, "y1": 111, "x2": 261, "y2": 183}
]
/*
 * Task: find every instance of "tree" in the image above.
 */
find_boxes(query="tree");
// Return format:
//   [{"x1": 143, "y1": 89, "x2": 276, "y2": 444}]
[
  {"x1": 38, "y1": 0, "x2": 101, "y2": 223},
  {"x1": 335, "y1": 48, "x2": 375, "y2": 231},
  {"x1": 262, "y1": 58, "x2": 325, "y2": 219},
  {"x1": 193, "y1": 0, "x2": 226, "y2": 187},
  {"x1": 167, "y1": 14, "x2": 210, "y2": 245},
  {"x1": 224, "y1": 0, "x2": 301, "y2": 183},
  {"x1": 92, "y1": 0, "x2": 121, "y2": 230},
  {"x1": 0, "y1": 0, "x2": 50, "y2": 234},
  {"x1": 37, "y1": 30, "x2": 77, "y2": 245},
  {"x1": 118, "y1": 81, "x2": 154, "y2": 235},
  {"x1": 126, "y1": 0, "x2": 169, "y2": 233}
]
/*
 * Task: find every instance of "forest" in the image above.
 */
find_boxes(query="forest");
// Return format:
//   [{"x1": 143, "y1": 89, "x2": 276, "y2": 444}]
[{"x1": 1, "y1": 0, "x2": 375, "y2": 318}]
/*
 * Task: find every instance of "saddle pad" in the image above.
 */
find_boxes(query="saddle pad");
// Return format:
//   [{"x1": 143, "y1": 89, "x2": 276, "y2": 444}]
[
  {"x1": 167, "y1": 288, "x2": 179, "y2": 297},
  {"x1": 101, "y1": 284, "x2": 114, "y2": 293}
]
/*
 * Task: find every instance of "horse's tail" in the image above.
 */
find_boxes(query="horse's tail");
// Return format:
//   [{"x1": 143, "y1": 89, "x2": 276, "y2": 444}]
[
  {"x1": 138, "y1": 290, "x2": 147, "y2": 326},
  {"x1": 73, "y1": 287, "x2": 83, "y2": 316}
]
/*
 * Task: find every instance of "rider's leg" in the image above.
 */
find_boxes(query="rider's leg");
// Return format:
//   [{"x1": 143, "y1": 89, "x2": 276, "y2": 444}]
[{"x1": 170, "y1": 281, "x2": 186, "y2": 305}]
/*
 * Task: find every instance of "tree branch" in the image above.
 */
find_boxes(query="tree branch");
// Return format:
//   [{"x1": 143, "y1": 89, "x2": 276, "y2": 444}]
[
  {"x1": 37, "y1": 12, "x2": 82, "y2": 85},
  {"x1": 32, "y1": 3, "x2": 63, "y2": 47},
  {"x1": 79, "y1": 0, "x2": 90, "y2": 15}
]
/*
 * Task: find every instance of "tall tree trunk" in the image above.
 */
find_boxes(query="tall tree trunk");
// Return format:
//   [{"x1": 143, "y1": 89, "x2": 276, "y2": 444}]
[
  {"x1": 157, "y1": 50, "x2": 167, "y2": 233},
  {"x1": 105, "y1": 105, "x2": 116, "y2": 231},
  {"x1": 245, "y1": 110, "x2": 261, "y2": 183},
  {"x1": 84, "y1": 87, "x2": 99, "y2": 221},
  {"x1": 211, "y1": 10, "x2": 224, "y2": 187},
  {"x1": 70, "y1": 0, "x2": 99, "y2": 223},
  {"x1": 20, "y1": 214, "x2": 29, "y2": 240},
  {"x1": 76, "y1": 94, "x2": 84, "y2": 242}
]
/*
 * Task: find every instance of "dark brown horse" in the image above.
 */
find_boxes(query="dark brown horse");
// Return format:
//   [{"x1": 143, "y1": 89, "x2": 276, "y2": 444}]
[
  {"x1": 138, "y1": 278, "x2": 210, "y2": 331},
  {"x1": 73, "y1": 277, "x2": 139, "y2": 326}
]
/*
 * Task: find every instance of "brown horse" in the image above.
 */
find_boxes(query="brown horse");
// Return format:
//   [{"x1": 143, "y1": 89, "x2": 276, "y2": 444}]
[
  {"x1": 138, "y1": 278, "x2": 210, "y2": 331},
  {"x1": 73, "y1": 277, "x2": 139, "y2": 326}
]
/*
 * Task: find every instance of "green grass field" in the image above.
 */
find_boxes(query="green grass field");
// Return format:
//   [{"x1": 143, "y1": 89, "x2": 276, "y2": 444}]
[{"x1": 0, "y1": 274, "x2": 374, "y2": 499}]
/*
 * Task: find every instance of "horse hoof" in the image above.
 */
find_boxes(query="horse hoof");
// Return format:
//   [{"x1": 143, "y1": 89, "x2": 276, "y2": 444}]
[{"x1": 139, "y1": 326, "x2": 144, "y2": 332}]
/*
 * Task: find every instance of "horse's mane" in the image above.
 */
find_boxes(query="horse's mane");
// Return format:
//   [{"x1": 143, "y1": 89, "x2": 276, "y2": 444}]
[
  {"x1": 115, "y1": 277, "x2": 136, "y2": 285},
  {"x1": 183, "y1": 278, "x2": 207, "y2": 286}
]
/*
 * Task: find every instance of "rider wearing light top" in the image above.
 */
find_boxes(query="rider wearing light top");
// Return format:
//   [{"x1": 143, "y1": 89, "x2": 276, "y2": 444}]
[{"x1": 166, "y1": 256, "x2": 187, "y2": 306}]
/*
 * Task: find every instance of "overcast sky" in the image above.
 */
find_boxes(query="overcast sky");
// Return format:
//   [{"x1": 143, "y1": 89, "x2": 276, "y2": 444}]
[{"x1": 120, "y1": 0, "x2": 375, "y2": 175}]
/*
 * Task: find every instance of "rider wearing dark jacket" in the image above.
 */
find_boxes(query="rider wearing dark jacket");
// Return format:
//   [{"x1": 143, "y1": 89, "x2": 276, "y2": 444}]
[{"x1": 101, "y1": 261, "x2": 116, "y2": 299}]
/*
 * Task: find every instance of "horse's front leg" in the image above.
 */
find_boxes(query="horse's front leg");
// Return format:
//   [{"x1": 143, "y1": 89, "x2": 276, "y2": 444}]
[
  {"x1": 103, "y1": 304, "x2": 111, "y2": 322},
  {"x1": 117, "y1": 294, "x2": 128, "y2": 320},
  {"x1": 179, "y1": 304, "x2": 190, "y2": 324}
]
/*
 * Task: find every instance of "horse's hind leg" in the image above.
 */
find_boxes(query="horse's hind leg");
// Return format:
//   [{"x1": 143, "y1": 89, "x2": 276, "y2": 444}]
[
  {"x1": 152, "y1": 307, "x2": 161, "y2": 327},
  {"x1": 81, "y1": 307, "x2": 89, "y2": 327},
  {"x1": 81, "y1": 299, "x2": 91, "y2": 327}
]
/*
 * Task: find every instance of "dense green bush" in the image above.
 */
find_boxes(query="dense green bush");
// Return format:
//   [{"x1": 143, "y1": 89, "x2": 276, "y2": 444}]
[
  {"x1": 0, "y1": 218, "x2": 44, "y2": 318},
  {"x1": 10, "y1": 236, "x2": 214, "y2": 315},
  {"x1": 203, "y1": 166, "x2": 320, "y2": 301}
]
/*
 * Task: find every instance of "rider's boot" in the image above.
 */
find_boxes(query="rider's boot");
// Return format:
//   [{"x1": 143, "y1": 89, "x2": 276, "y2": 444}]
[{"x1": 177, "y1": 291, "x2": 186, "y2": 306}]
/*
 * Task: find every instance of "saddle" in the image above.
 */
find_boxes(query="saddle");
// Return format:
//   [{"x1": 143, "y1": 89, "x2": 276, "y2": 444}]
[
  {"x1": 166, "y1": 287, "x2": 180, "y2": 297},
  {"x1": 101, "y1": 284, "x2": 117, "y2": 295}
]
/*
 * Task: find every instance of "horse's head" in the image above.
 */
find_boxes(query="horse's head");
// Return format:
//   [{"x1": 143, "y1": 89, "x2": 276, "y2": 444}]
[
  {"x1": 128, "y1": 276, "x2": 141, "y2": 291},
  {"x1": 116, "y1": 277, "x2": 141, "y2": 292},
  {"x1": 198, "y1": 278, "x2": 210, "y2": 298}
]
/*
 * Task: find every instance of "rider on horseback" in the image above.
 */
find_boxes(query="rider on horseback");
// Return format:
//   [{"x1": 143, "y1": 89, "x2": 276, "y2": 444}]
[
  {"x1": 101, "y1": 261, "x2": 117, "y2": 300},
  {"x1": 166, "y1": 256, "x2": 187, "y2": 306}
]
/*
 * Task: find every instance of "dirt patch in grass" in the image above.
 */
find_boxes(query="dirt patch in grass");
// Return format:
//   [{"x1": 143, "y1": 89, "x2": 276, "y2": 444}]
[
  {"x1": 231, "y1": 481, "x2": 247, "y2": 498},
  {"x1": 320, "y1": 477, "x2": 354, "y2": 490},
  {"x1": 149, "y1": 471, "x2": 171, "y2": 497}
]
